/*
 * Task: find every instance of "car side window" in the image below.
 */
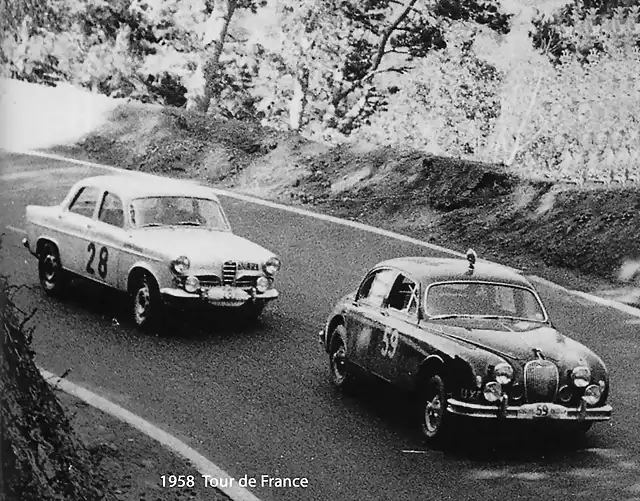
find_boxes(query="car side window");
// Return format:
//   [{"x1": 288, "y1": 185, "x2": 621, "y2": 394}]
[
  {"x1": 357, "y1": 269, "x2": 397, "y2": 308},
  {"x1": 98, "y1": 191, "x2": 125, "y2": 228},
  {"x1": 387, "y1": 274, "x2": 419, "y2": 316},
  {"x1": 68, "y1": 186, "x2": 100, "y2": 218}
]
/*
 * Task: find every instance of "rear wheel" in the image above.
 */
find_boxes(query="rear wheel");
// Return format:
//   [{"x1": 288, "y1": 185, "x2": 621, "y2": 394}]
[
  {"x1": 420, "y1": 374, "x2": 452, "y2": 444},
  {"x1": 131, "y1": 273, "x2": 161, "y2": 330},
  {"x1": 38, "y1": 242, "x2": 67, "y2": 295}
]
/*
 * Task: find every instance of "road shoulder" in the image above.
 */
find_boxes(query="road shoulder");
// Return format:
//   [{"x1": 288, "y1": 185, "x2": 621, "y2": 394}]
[{"x1": 57, "y1": 390, "x2": 232, "y2": 501}]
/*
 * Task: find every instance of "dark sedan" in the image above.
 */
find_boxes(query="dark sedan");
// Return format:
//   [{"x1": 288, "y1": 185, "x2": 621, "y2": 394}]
[{"x1": 319, "y1": 250, "x2": 612, "y2": 443}]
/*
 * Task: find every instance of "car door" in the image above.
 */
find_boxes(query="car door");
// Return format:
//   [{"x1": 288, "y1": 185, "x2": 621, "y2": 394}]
[
  {"x1": 86, "y1": 191, "x2": 126, "y2": 289},
  {"x1": 59, "y1": 185, "x2": 102, "y2": 275},
  {"x1": 370, "y1": 274, "x2": 421, "y2": 383},
  {"x1": 344, "y1": 268, "x2": 398, "y2": 372}
]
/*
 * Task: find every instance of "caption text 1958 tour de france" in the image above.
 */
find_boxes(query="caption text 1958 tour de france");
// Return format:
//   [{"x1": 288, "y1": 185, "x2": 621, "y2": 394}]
[{"x1": 161, "y1": 474, "x2": 309, "y2": 489}]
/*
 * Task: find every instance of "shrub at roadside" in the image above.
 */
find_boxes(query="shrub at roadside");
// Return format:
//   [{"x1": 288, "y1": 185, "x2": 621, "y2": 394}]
[{"x1": 1, "y1": 272, "x2": 108, "y2": 500}]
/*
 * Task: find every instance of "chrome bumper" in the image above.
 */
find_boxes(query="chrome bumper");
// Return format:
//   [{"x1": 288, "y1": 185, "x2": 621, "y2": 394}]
[
  {"x1": 447, "y1": 397, "x2": 612, "y2": 422},
  {"x1": 160, "y1": 286, "x2": 279, "y2": 307}
]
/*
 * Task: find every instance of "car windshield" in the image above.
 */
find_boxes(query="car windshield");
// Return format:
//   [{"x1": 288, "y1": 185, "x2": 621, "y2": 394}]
[
  {"x1": 129, "y1": 196, "x2": 230, "y2": 230},
  {"x1": 426, "y1": 281, "x2": 547, "y2": 322}
]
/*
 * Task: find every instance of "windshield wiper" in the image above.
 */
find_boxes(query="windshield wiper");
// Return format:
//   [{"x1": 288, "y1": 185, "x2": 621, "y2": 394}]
[
  {"x1": 429, "y1": 314, "x2": 475, "y2": 320},
  {"x1": 429, "y1": 314, "x2": 546, "y2": 323},
  {"x1": 175, "y1": 221, "x2": 202, "y2": 226}
]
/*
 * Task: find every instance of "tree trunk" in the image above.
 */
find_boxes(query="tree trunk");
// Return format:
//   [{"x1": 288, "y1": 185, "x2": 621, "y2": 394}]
[
  {"x1": 197, "y1": 0, "x2": 238, "y2": 113},
  {"x1": 289, "y1": 66, "x2": 309, "y2": 130}
]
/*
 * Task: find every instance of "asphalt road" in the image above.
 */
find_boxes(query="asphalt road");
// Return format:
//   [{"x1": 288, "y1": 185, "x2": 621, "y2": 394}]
[{"x1": 2, "y1": 152, "x2": 640, "y2": 501}]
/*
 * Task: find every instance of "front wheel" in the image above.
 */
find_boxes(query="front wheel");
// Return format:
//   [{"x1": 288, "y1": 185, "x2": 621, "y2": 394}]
[
  {"x1": 420, "y1": 374, "x2": 451, "y2": 444},
  {"x1": 131, "y1": 273, "x2": 161, "y2": 330},
  {"x1": 38, "y1": 243, "x2": 67, "y2": 295},
  {"x1": 328, "y1": 325, "x2": 355, "y2": 391}
]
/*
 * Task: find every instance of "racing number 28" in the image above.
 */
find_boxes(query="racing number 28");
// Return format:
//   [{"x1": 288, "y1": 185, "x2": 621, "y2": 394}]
[{"x1": 87, "y1": 242, "x2": 108, "y2": 278}]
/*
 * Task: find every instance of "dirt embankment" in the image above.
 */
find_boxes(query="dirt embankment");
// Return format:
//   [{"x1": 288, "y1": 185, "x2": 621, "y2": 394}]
[
  {"x1": 1, "y1": 282, "x2": 109, "y2": 500},
  {"x1": 52, "y1": 104, "x2": 640, "y2": 294}
]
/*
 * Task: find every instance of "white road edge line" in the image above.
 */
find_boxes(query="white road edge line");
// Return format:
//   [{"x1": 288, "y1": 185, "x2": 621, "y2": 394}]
[
  {"x1": 5, "y1": 225, "x2": 27, "y2": 235},
  {"x1": 8, "y1": 148, "x2": 640, "y2": 319},
  {"x1": 39, "y1": 368, "x2": 263, "y2": 501}
]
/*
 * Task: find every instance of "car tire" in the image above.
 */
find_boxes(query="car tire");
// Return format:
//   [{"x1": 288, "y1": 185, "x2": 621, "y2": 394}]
[
  {"x1": 38, "y1": 242, "x2": 68, "y2": 295},
  {"x1": 328, "y1": 325, "x2": 356, "y2": 391},
  {"x1": 131, "y1": 273, "x2": 161, "y2": 331},
  {"x1": 419, "y1": 374, "x2": 451, "y2": 444}
]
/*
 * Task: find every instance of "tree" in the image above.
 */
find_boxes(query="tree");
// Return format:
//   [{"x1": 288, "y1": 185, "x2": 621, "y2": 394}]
[
  {"x1": 196, "y1": 0, "x2": 266, "y2": 113},
  {"x1": 260, "y1": 0, "x2": 512, "y2": 136}
]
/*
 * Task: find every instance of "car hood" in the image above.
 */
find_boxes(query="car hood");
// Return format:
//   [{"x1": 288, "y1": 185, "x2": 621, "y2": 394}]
[
  {"x1": 431, "y1": 319, "x2": 597, "y2": 365},
  {"x1": 130, "y1": 228, "x2": 275, "y2": 265}
]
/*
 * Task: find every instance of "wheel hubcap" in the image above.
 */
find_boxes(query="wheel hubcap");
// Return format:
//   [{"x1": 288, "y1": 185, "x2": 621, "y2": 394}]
[
  {"x1": 332, "y1": 344, "x2": 346, "y2": 383},
  {"x1": 43, "y1": 254, "x2": 57, "y2": 283},
  {"x1": 134, "y1": 284, "x2": 150, "y2": 322},
  {"x1": 424, "y1": 394, "x2": 443, "y2": 435}
]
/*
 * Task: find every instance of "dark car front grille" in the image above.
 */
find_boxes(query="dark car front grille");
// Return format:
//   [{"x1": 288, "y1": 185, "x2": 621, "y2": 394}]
[
  {"x1": 222, "y1": 261, "x2": 237, "y2": 285},
  {"x1": 524, "y1": 360, "x2": 559, "y2": 403}
]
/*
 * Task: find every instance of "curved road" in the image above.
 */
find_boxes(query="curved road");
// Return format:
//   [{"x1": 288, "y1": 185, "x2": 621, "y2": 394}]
[{"x1": 1, "y1": 152, "x2": 639, "y2": 501}]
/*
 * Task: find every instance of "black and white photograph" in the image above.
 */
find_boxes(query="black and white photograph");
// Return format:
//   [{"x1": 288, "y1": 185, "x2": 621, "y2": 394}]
[{"x1": 1, "y1": 0, "x2": 639, "y2": 500}]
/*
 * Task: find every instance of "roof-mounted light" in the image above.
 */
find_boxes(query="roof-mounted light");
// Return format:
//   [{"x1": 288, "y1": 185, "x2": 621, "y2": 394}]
[{"x1": 466, "y1": 248, "x2": 477, "y2": 275}]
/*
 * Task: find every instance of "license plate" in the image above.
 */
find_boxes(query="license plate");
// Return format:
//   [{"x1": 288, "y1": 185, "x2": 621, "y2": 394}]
[
  {"x1": 518, "y1": 403, "x2": 568, "y2": 419},
  {"x1": 207, "y1": 287, "x2": 238, "y2": 300}
]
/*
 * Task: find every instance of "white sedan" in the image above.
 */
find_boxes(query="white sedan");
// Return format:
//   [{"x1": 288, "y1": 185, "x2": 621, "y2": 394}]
[{"x1": 22, "y1": 174, "x2": 281, "y2": 329}]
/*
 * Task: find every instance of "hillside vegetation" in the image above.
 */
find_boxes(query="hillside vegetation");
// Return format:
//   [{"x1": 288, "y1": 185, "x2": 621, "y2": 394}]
[
  {"x1": 3, "y1": 0, "x2": 639, "y2": 183},
  {"x1": 3, "y1": 0, "x2": 640, "y2": 284}
]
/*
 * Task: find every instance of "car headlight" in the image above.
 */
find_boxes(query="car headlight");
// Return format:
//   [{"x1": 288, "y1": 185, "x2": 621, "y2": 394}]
[
  {"x1": 494, "y1": 362, "x2": 514, "y2": 385},
  {"x1": 263, "y1": 256, "x2": 281, "y2": 276},
  {"x1": 483, "y1": 381, "x2": 502, "y2": 402},
  {"x1": 583, "y1": 384, "x2": 602, "y2": 405},
  {"x1": 571, "y1": 366, "x2": 591, "y2": 388},
  {"x1": 256, "y1": 276, "x2": 270, "y2": 293},
  {"x1": 184, "y1": 275, "x2": 200, "y2": 293},
  {"x1": 171, "y1": 256, "x2": 190, "y2": 274}
]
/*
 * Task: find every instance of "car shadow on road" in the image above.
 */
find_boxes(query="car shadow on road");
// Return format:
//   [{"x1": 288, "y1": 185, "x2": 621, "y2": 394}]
[
  {"x1": 53, "y1": 278, "x2": 270, "y2": 341},
  {"x1": 344, "y1": 379, "x2": 604, "y2": 463}
]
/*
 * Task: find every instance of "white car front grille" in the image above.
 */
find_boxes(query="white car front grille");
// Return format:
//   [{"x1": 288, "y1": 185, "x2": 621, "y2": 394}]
[{"x1": 222, "y1": 261, "x2": 237, "y2": 286}]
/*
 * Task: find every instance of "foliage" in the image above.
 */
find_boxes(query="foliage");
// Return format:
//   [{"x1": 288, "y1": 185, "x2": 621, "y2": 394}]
[
  {"x1": 530, "y1": 0, "x2": 640, "y2": 63},
  {"x1": 515, "y1": 47, "x2": 640, "y2": 181},
  {"x1": 256, "y1": 0, "x2": 512, "y2": 136},
  {"x1": 354, "y1": 27, "x2": 503, "y2": 158}
]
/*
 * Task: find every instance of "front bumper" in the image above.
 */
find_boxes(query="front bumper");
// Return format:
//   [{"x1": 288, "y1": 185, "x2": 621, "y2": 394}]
[
  {"x1": 160, "y1": 286, "x2": 279, "y2": 307},
  {"x1": 447, "y1": 397, "x2": 612, "y2": 422}
]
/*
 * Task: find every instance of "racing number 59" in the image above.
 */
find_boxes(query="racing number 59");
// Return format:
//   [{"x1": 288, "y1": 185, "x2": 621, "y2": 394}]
[
  {"x1": 87, "y1": 242, "x2": 109, "y2": 279},
  {"x1": 381, "y1": 327, "x2": 399, "y2": 358}
]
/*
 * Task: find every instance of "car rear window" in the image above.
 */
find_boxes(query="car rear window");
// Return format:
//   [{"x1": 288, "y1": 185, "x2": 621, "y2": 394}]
[{"x1": 68, "y1": 186, "x2": 100, "y2": 218}]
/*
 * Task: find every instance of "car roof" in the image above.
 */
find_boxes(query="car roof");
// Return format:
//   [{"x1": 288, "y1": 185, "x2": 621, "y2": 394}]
[
  {"x1": 75, "y1": 175, "x2": 220, "y2": 201},
  {"x1": 375, "y1": 256, "x2": 533, "y2": 289}
]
